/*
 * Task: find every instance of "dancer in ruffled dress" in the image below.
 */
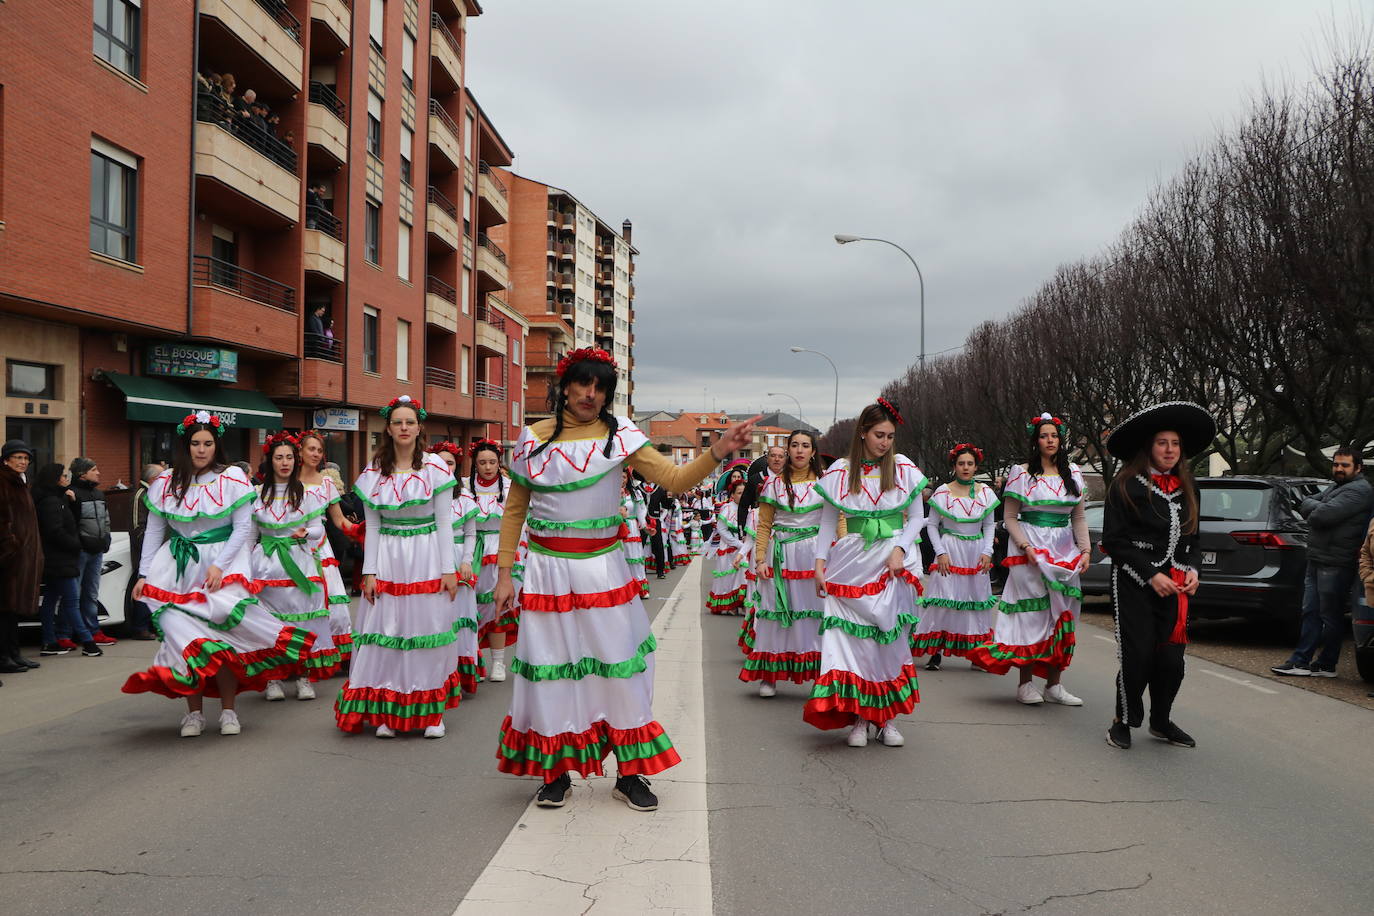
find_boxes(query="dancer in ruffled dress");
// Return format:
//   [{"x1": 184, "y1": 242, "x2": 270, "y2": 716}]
[
  {"x1": 621, "y1": 471, "x2": 651, "y2": 598},
  {"x1": 297, "y1": 431, "x2": 356, "y2": 667},
  {"x1": 916, "y1": 444, "x2": 1000, "y2": 670},
  {"x1": 431, "y1": 441, "x2": 483, "y2": 693},
  {"x1": 707, "y1": 478, "x2": 751, "y2": 615},
  {"x1": 807, "y1": 399, "x2": 926, "y2": 748},
  {"x1": 469, "y1": 439, "x2": 517, "y2": 682},
  {"x1": 124, "y1": 412, "x2": 313, "y2": 737}
]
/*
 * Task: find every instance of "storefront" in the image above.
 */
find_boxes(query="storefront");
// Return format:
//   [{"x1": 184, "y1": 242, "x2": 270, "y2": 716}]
[{"x1": 308, "y1": 406, "x2": 361, "y2": 480}]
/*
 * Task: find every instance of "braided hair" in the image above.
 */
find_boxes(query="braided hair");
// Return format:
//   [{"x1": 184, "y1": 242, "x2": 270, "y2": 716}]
[{"x1": 530, "y1": 358, "x2": 619, "y2": 459}]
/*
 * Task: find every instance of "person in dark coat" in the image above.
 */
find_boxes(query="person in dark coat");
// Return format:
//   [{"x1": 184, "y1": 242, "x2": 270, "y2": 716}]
[
  {"x1": 1, "y1": 440, "x2": 44, "y2": 678},
  {"x1": 67, "y1": 456, "x2": 116, "y2": 645},
  {"x1": 1101, "y1": 402, "x2": 1216, "y2": 751},
  {"x1": 32, "y1": 463, "x2": 101, "y2": 659}
]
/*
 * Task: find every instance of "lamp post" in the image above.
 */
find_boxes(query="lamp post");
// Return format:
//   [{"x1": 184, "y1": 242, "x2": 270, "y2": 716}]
[
  {"x1": 834, "y1": 234, "x2": 926, "y2": 370},
  {"x1": 789, "y1": 346, "x2": 838, "y2": 428},
  {"x1": 766, "y1": 391, "x2": 805, "y2": 428}
]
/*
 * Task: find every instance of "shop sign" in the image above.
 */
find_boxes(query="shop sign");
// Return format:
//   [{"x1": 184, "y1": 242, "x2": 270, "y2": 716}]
[
  {"x1": 146, "y1": 343, "x2": 239, "y2": 382},
  {"x1": 313, "y1": 407, "x2": 360, "y2": 431}
]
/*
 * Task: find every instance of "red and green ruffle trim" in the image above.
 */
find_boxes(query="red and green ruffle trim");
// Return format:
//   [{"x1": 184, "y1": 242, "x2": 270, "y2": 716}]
[
  {"x1": 910, "y1": 629, "x2": 993, "y2": 658},
  {"x1": 121, "y1": 626, "x2": 315, "y2": 699},
  {"x1": 739, "y1": 650, "x2": 821, "y2": 684},
  {"x1": 802, "y1": 663, "x2": 921, "y2": 730},
  {"x1": 496, "y1": 716, "x2": 681, "y2": 779},
  {"x1": 520, "y1": 579, "x2": 641, "y2": 613},
  {"x1": 708, "y1": 584, "x2": 748, "y2": 614},
  {"x1": 334, "y1": 668, "x2": 465, "y2": 732},
  {"x1": 478, "y1": 610, "x2": 520, "y2": 648},
  {"x1": 967, "y1": 610, "x2": 1076, "y2": 677}
]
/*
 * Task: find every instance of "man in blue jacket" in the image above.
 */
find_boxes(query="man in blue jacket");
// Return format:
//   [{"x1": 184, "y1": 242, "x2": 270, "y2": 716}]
[{"x1": 1272, "y1": 446, "x2": 1374, "y2": 677}]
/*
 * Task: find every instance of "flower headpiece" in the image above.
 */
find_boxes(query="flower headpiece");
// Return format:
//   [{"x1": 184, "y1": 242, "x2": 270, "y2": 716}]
[
  {"x1": 471, "y1": 438, "x2": 502, "y2": 454},
  {"x1": 948, "y1": 442, "x2": 985, "y2": 465},
  {"x1": 875, "y1": 397, "x2": 904, "y2": 425},
  {"x1": 177, "y1": 410, "x2": 226, "y2": 438},
  {"x1": 556, "y1": 347, "x2": 617, "y2": 378},
  {"x1": 428, "y1": 441, "x2": 464, "y2": 459},
  {"x1": 380, "y1": 394, "x2": 427, "y2": 421},
  {"x1": 262, "y1": 431, "x2": 301, "y2": 457},
  {"x1": 1026, "y1": 412, "x2": 1065, "y2": 434}
]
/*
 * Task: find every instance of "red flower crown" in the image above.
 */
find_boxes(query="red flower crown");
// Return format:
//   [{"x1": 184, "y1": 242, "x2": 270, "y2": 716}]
[
  {"x1": 471, "y1": 438, "x2": 502, "y2": 454},
  {"x1": 948, "y1": 442, "x2": 985, "y2": 464},
  {"x1": 1026, "y1": 412, "x2": 1065, "y2": 434},
  {"x1": 556, "y1": 347, "x2": 617, "y2": 378},
  {"x1": 428, "y1": 441, "x2": 465, "y2": 459},
  {"x1": 262, "y1": 431, "x2": 301, "y2": 457},
  {"x1": 380, "y1": 394, "x2": 427, "y2": 421},
  {"x1": 875, "y1": 397, "x2": 904, "y2": 425},
  {"x1": 177, "y1": 410, "x2": 226, "y2": 437}
]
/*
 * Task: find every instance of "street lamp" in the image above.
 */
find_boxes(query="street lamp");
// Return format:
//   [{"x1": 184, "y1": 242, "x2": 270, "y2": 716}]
[
  {"x1": 766, "y1": 391, "x2": 805, "y2": 427},
  {"x1": 789, "y1": 346, "x2": 839, "y2": 428},
  {"x1": 834, "y1": 234, "x2": 926, "y2": 370}
]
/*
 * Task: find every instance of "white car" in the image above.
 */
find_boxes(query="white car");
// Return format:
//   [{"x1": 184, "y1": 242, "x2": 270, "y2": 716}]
[{"x1": 25, "y1": 532, "x2": 134, "y2": 631}]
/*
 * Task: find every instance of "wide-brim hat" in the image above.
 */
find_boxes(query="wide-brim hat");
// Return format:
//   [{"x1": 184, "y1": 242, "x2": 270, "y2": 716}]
[
  {"x1": 714, "y1": 458, "x2": 751, "y2": 496},
  {"x1": 1105, "y1": 401, "x2": 1216, "y2": 460}
]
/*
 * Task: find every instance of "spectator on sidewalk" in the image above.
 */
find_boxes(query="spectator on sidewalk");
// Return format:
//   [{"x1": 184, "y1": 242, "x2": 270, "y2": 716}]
[
  {"x1": 124, "y1": 463, "x2": 165, "y2": 640},
  {"x1": 1272, "y1": 446, "x2": 1374, "y2": 677},
  {"x1": 0, "y1": 440, "x2": 43, "y2": 679},
  {"x1": 67, "y1": 457, "x2": 116, "y2": 646},
  {"x1": 33, "y1": 463, "x2": 102, "y2": 659}
]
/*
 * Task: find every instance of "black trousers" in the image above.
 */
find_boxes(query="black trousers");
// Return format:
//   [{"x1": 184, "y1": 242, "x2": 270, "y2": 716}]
[
  {"x1": 1112, "y1": 568, "x2": 1186, "y2": 728},
  {"x1": 650, "y1": 533, "x2": 671, "y2": 575}
]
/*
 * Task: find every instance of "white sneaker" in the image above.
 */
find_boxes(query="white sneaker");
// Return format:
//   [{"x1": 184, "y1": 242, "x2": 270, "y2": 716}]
[
  {"x1": 179, "y1": 711, "x2": 205, "y2": 738},
  {"x1": 424, "y1": 722, "x2": 446, "y2": 739},
  {"x1": 219, "y1": 710, "x2": 241, "y2": 736},
  {"x1": 1016, "y1": 682, "x2": 1045, "y2": 705},
  {"x1": 877, "y1": 723, "x2": 905, "y2": 747},
  {"x1": 489, "y1": 660, "x2": 507, "y2": 682},
  {"x1": 376, "y1": 724, "x2": 396, "y2": 739},
  {"x1": 264, "y1": 680, "x2": 286, "y2": 702},
  {"x1": 295, "y1": 677, "x2": 316, "y2": 700},
  {"x1": 1044, "y1": 684, "x2": 1083, "y2": 706},
  {"x1": 846, "y1": 720, "x2": 870, "y2": 747},
  {"x1": 758, "y1": 682, "x2": 777, "y2": 698}
]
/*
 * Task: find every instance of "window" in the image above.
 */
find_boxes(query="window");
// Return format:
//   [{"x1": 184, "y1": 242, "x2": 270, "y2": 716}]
[
  {"x1": 461, "y1": 268, "x2": 471, "y2": 315},
  {"x1": 7, "y1": 361, "x2": 57, "y2": 399},
  {"x1": 369, "y1": 0, "x2": 385, "y2": 50},
  {"x1": 460, "y1": 346, "x2": 471, "y2": 394},
  {"x1": 466, "y1": 111, "x2": 476, "y2": 161},
  {"x1": 90, "y1": 140, "x2": 137, "y2": 262},
  {"x1": 364, "y1": 200, "x2": 380, "y2": 264},
  {"x1": 401, "y1": 30, "x2": 416, "y2": 91},
  {"x1": 396, "y1": 319, "x2": 410, "y2": 380},
  {"x1": 94, "y1": 0, "x2": 140, "y2": 78},
  {"x1": 511, "y1": 338, "x2": 522, "y2": 365},
  {"x1": 367, "y1": 92, "x2": 382, "y2": 156},
  {"x1": 512, "y1": 400, "x2": 521, "y2": 426},
  {"x1": 400, "y1": 125, "x2": 413, "y2": 185},
  {"x1": 363, "y1": 306, "x2": 380, "y2": 373},
  {"x1": 397, "y1": 221, "x2": 411, "y2": 281},
  {"x1": 462, "y1": 191, "x2": 472, "y2": 236}
]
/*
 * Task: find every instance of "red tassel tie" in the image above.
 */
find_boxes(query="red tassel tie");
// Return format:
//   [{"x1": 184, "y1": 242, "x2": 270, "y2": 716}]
[
  {"x1": 1168, "y1": 567, "x2": 1188, "y2": 644},
  {"x1": 1151, "y1": 473, "x2": 1180, "y2": 494}
]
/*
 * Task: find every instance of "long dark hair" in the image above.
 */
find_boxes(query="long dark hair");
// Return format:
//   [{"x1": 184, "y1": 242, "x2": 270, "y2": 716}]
[
  {"x1": 531, "y1": 359, "x2": 619, "y2": 459},
  {"x1": 781, "y1": 429, "x2": 822, "y2": 509},
  {"x1": 1024, "y1": 421, "x2": 1081, "y2": 497},
  {"x1": 371, "y1": 405, "x2": 425, "y2": 475},
  {"x1": 737, "y1": 461, "x2": 768, "y2": 532},
  {"x1": 847, "y1": 403, "x2": 897, "y2": 495},
  {"x1": 32, "y1": 462, "x2": 66, "y2": 492},
  {"x1": 258, "y1": 440, "x2": 304, "y2": 512},
  {"x1": 169, "y1": 423, "x2": 228, "y2": 502},
  {"x1": 1109, "y1": 440, "x2": 1199, "y2": 535},
  {"x1": 469, "y1": 440, "x2": 506, "y2": 503}
]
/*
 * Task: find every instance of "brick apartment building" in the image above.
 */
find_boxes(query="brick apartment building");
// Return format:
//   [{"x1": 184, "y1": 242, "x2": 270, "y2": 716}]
[
  {"x1": 637, "y1": 411, "x2": 798, "y2": 464},
  {"x1": 0, "y1": 0, "x2": 530, "y2": 490}
]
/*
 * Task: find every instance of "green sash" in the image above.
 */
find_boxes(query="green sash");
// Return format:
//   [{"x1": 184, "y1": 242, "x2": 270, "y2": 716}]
[
  {"x1": 843, "y1": 509, "x2": 906, "y2": 550},
  {"x1": 379, "y1": 514, "x2": 437, "y2": 537},
  {"x1": 169, "y1": 525, "x2": 232, "y2": 579},
  {"x1": 1018, "y1": 509, "x2": 1070, "y2": 528},
  {"x1": 769, "y1": 525, "x2": 819, "y2": 617},
  {"x1": 260, "y1": 534, "x2": 321, "y2": 594}
]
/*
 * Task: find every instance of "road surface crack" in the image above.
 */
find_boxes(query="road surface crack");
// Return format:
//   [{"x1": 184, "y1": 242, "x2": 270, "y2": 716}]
[
  {"x1": 1015, "y1": 872, "x2": 1153, "y2": 912},
  {"x1": 988, "y1": 843, "x2": 1143, "y2": 859}
]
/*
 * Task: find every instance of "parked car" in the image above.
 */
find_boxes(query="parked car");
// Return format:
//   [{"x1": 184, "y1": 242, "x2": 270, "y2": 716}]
[
  {"x1": 1080, "y1": 501, "x2": 1110, "y2": 598},
  {"x1": 23, "y1": 531, "x2": 133, "y2": 632}
]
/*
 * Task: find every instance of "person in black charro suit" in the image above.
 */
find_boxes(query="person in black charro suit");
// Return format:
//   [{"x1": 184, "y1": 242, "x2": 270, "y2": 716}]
[{"x1": 1101, "y1": 402, "x2": 1216, "y2": 751}]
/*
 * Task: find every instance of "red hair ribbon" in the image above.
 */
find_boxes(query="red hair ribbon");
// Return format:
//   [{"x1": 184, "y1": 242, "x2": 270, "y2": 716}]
[
  {"x1": 876, "y1": 397, "x2": 904, "y2": 425},
  {"x1": 948, "y1": 442, "x2": 984, "y2": 464}
]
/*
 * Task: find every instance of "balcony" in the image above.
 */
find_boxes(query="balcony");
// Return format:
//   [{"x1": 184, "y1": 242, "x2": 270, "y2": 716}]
[
  {"x1": 424, "y1": 367, "x2": 468, "y2": 418},
  {"x1": 526, "y1": 350, "x2": 565, "y2": 374},
  {"x1": 430, "y1": 12, "x2": 463, "y2": 92},
  {"x1": 474, "y1": 381, "x2": 507, "y2": 423},
  {"x1": 476, "y1": 161, "x2": 509, "y2": 226},
  {"x1": 557, "y1": 241, "x2": 575, "y2": 262},
  {"x1": 475, "y1": 233, "x2": 509, "y2": 292},
  {"x1": 424, "y1": 366, "x2": 456, "y2": 389},
  {"x1": 425, "y1": 275, "x2": 459, "y2": 332},
  {"x1": 428, "y1": 99, "x2": 462, "y2": 171},
  {"x1": 597, "y1": 295, "x2": 614, "y2": 310},
  {"x1": 191, "y1": 255, "x2": 296, "y2": 356},
  {"x1": 303, "y1": 226, "x2": 345, "y2": 283},
  {"x1": 310, "y1": 0, "x2": 351, "y2": 53},
  {"x1": 597, "y1": 268, "x2": 615, "y2": 286},
  {"x1": 199, "y1": 0, "x2": 304, "y2": 93},
  {"x1": 300, "y1": 349, "x2": 344, "y2": 401},
  {"x1": 306, "y1": 82, "x2": 348, "y2": 166},
  {"x1": 475, "y1": 301, "x2": 507, "y2": 355},
  {"x1": 194, "y1": 96, "x2": 299, "y2": 224},
  {"x1": 426, "y1": 185, "x2": 460, "y2": 252}
]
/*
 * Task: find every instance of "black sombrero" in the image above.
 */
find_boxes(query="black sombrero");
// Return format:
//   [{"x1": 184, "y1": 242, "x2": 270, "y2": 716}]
[{"x1": 1105, "y1": 401, "x2": 1216, "y2": 460}]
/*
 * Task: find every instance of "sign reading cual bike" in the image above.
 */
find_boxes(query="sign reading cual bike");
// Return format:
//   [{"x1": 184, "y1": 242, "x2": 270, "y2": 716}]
[
  {"x1": 145, "y1": 343, "x2": 239, "y2": 382},
  {"x1": 313, "y1": 407, "x2": 360, "y2": 431}
]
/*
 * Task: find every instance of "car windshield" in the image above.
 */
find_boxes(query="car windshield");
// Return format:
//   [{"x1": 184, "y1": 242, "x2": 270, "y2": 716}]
[{"x1": 1199, "y1": 485, "x2": 1270, "y2": 522}]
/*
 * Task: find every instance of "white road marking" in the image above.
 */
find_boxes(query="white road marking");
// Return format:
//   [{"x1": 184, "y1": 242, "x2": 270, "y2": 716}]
[
  {"x1": 1198, "y1": 668, "x2": 1279, "y2": 695},
  {"x1": 1092, "y1": 634, "x2": 1116, "y2": 644},
  {"x1": 454, "y1": 565, "x2": 712, "y2": 915}
]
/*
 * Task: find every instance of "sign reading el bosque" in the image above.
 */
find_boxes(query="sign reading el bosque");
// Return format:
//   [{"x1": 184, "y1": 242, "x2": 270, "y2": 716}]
[{"x1": 146, "y1": 343, "x2": 239, "y2": 382}]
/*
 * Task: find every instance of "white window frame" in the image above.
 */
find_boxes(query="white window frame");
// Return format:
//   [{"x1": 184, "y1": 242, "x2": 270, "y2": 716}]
[
  {"x1": 397, "y1": 221, "x2": 411, "y2": 282},
  {"x1": 460, "y1": 346, "x2": 471, "y2": 395},
  {"x1": 461, "y1": 268, "x2": 471, "y2": 315},
  {"x1": 396, "y1": 318, "x2": 410, "y2": 381},
  {"x1": 369, "y1": 0, "x2": 385, "y2": 50},
  {"x1": 401, "y1": 30, "x2": 416, "y2": 88}
]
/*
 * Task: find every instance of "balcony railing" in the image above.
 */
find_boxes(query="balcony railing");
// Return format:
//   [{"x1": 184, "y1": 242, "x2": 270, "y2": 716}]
[
  {"x1": 305, "y1": 334, "x2": 342, "y2": 362},
  {"x1": 476, "y1": 303, "x2": 507, "y2": 332},
  {"x1": 428, "y1": 98, "x2": 460, "y2": 139},
  {"x1": 254, "y1": 0, "x2": 302, "y2": 40},
  {"x1": 308, "y1": 81, "x2": 346, "y2": 120},
  {"x1": 477, "y1": 233, "x2": 507, "y2": 264},
  {"x1": 424, "y1": 366, "x2": 457, "y2": 389},
  {"x1": 426, "y1": 274, "x2": 457, "y2": 303},
  {"x1": 478, "y1": 161, "x2": 507, "y2": 198},
  {"x1": 474, "y1": 380, "x2": 505, "y2": 400},
  {"x1": 430, "y1": 11, "x2": 462, "y2": 61},
  {"x1": 195, "y1": 91, "x2": 298, "y2": 173},
  {"x1": 427, "y1": 185, "x2": 458, "y2": 218},
  {"x1": 306, "y1": 202, "x2": 342, "y2": 239},
  {"x1": 194, "y1": 255, "x2": 295, "y2": 312},
  {"x1": 527, "y1": 350, "x2": 566, "y2": 370}
]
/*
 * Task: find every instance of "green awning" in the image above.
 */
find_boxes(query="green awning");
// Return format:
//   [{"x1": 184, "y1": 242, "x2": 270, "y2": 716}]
[{"x1": 105, "y1": 372, "x2": 282, "y2": 428}]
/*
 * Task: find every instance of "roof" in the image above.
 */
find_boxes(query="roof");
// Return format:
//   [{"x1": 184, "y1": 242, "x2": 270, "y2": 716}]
[{"x1": 654, "y1": 436, "x2": 696, "y2": 448}]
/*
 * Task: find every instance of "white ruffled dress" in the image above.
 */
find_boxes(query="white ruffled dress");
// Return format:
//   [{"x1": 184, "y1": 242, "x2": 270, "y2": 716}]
[{"x1": 916, "y1": 482, "x2": 1000, "y2": 658}]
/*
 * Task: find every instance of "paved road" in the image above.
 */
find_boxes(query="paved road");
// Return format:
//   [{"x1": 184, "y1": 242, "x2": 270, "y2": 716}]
[{"x1": 3, "y1": 559, "x2": 1372, "y2": 915}]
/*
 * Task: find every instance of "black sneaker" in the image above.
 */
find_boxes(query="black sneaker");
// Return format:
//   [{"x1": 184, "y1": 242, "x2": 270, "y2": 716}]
[
  {"x1": 17, "y1": 655, "x2": 40, "y2": 669},
  {"x1": 1148, "y1": 721, "x2": 1196, "y2": 748},
  {"x1": 1106, "y1": 720, "x2": 1131, "y2": 749},
  {"x1": 41, "y1": 644, "x2": 72, "y2": 656},
  {"x1": 1269, "y1": 661, "x2": 1310, "y2": 676},
  {"x1": 1308, "y1": 664, "x2": 1337, "y2": 679},
  {"x1": 535, "y1": 773, "x2": 571, "y2": 808},
  {"x1": 80, "y1": 643, "x2": 104, "y2": 658},
  {"x1": 924, "y1": 655, "x2": 942, "y2": 671},
  {"x1": 613, "y1": 774, "x2": 658, "y2": 812}
]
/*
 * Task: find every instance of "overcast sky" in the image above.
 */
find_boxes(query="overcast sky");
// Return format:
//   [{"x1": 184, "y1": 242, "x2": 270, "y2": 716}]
[{"x1": 468, "y1": 1, "x2": 1358, "y2": 428}]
